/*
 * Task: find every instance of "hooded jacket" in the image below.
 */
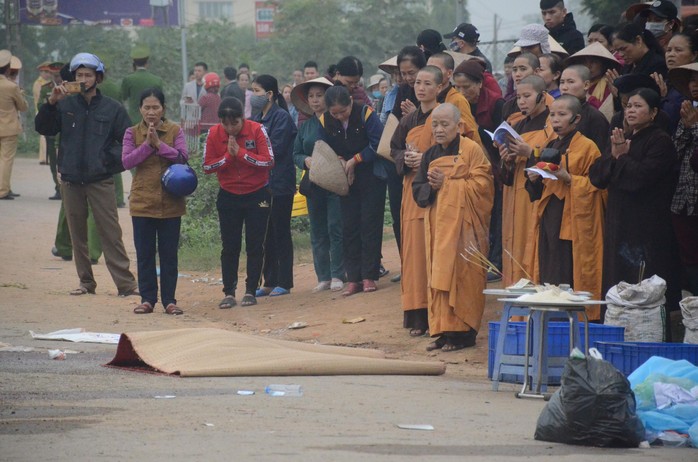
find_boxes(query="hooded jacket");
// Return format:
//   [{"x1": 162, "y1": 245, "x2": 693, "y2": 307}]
[{"x1": 547, "y1": 13, "x2": 585, "y2": 55}]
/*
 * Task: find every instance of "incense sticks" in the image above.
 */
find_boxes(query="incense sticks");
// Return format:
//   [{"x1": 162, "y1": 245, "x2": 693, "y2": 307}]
[
  {"x1": 504, "y1": 249, "x2": 533, "y2": 281},
  {"x1": 460, "y1": 243, "x2": 503, "y2": 276}
]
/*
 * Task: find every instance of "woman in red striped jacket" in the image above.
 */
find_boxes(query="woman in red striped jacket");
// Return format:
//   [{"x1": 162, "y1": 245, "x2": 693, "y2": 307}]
[{"x1": 203, "y1": 97, "x2": 274, "y2": 308}]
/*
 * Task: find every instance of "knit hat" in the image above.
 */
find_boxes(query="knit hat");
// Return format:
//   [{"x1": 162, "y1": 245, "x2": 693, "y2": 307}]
[
  {"x1": 514, "y1": 24, "x2": 551, "y2": 54},
  {"x1": 454, "y1": 59, "x2": 485, "y2": 82}
]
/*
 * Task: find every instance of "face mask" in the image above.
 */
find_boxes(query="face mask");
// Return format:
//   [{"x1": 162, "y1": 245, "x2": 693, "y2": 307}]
[
  {"x1": 249, "y1": 94, "x2": 268, "y2": 114},
  {"x1": 645, "y1": 21, "x2": 667, "y2": 37},
  {"x1": 449, "y1": 41, "x2": 460, "y2": 51},
  {"x1": 372, "y1": 90, "x2": 382, "y2": 98}
]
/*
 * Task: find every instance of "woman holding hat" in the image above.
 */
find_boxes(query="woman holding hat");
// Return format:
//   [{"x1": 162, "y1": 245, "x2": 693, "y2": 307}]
[
  {"x1": 319, "y1": 85, "x2": 385, "y2": 296},
  {"x1": 122, "y1": 88, "x2": 187, "y2": 315},
  {"x1": 291, "y1": 77, "x2": 345, "y2": 293},
  {"x1": 250, "y1": 74, "x2": 298, "y2": 298},
  {"x1": 668, "y1": 62, "x2": 698, "y2": 296}
]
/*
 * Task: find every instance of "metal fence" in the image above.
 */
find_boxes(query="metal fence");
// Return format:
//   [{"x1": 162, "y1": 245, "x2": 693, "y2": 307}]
[{"x1": 478, "y1": 39, "x2": 517, "y2": 75}]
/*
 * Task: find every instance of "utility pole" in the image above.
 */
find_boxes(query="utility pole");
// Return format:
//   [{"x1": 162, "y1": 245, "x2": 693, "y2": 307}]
[
  {"x1": 180, "y1": 0, "x2": 188, "y2": 87},
  {"x1": 456, "y1": 0, "x2": 464, "y2": 25},
  {"x1": 492, "y1": 13, "x2": 501, "y2": 73}
]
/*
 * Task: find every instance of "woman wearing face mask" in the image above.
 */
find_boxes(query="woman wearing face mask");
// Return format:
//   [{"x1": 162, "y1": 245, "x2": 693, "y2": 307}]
[
  {"x1": 320, "y1": 85, "x2": 385, "y2": 296},
  {"x1": 589, "y1": 88, "x2": 681, "y2": 340},
  {"x1": 204, "y1": 97, "x2": 274, "y2": 309},
  {"x1": 249, "y1": 75, "x2": 298, "y2": 298},
  {"x1": 122, "y1": 88, "x2": 188, "y2": 315},
  {"x1": 292, "y1": 77, "x2": 345, "y2": 293}
]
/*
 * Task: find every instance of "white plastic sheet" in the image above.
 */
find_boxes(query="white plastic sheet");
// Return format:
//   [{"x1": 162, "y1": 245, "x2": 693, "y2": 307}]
[{"x1": 30, "y1": 328, "x2": 120, "y2": 344}]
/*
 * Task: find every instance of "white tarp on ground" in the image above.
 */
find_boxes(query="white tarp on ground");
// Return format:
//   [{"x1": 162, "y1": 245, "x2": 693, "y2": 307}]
[{"x1": 29, "y1": 328, "x2": 120, "y2": 344}]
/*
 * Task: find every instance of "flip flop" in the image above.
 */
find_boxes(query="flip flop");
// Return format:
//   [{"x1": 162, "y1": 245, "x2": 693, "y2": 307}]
[
  {"x1": 219, "y1": 295, "x2": 236, "y2": 309},
  {"x1": 165, "y1": 304, "x2": 183, "y2": 315},
  {"x1": 425, "y1": 336, "x2": 447, "y2": 352},
  {"x1": 241, "y1": 294, "x2": 257, "y2": 306},
  {"x1": 269, "y1": 287, "x2": 290, "y2": 297},
  {"x1": 69, "y1": 287, "x2": 95, "y2": 296},
  {"x1": 133, "y1": 302, "x2": 154, "y2": 314},
  {"x1": 255, "y1": 287, "x2": 273, "y2": 297}
]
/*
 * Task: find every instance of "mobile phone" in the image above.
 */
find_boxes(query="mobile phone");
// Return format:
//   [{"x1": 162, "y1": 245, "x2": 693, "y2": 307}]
[{"x1": 64, "y1": 82, "x2": 83, "y2": 94}]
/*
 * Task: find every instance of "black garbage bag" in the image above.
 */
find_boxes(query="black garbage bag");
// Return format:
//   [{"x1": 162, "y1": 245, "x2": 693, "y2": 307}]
[{"x1": 534, "y1": 357, "x2": 645, "y2": 447}]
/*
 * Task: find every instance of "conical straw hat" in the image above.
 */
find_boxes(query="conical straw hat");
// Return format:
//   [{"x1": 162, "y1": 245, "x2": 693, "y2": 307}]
[
  {"x1": 564, "y1": 42, "x2": 621, "y2": 71},
  {"x1": 309, "y1": 140, "x2": 350, "y2": 196},
  {"x1": 290, "y1": 77, "x2": 334, "y2": 117},
  {"x1": 508, "y1": 35, "x2": 568, "y2": 58},
  {"x1": 379, "y1": 55, "x2": 398, "y2": 73},
  {"x1": 669, "y1": 62, "x2": 698, "y2": 98}
]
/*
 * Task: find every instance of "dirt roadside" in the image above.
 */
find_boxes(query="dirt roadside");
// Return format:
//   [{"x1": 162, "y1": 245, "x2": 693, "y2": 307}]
[{"x1": 0, "y1": 159, "x2": 690, "y2": 461}]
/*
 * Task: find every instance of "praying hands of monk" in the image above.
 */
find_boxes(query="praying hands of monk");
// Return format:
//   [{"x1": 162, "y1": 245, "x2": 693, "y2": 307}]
[
  {"x1": 401, "y1": 99, "x2": 417, "y2": 117},
  {"x1": 404, "y1": 145, "x2": 423, "y2": 169},
  {"x1": 610, "y1": 127, "x2": 630, "y2": 159},
  {"x1": 427, "y1": 167, "x2": 445, "y2": 190}
]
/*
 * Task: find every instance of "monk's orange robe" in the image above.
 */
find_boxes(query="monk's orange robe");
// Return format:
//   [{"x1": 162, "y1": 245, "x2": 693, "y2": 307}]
[
  {"x1": 501, "y1": 121, "x2": 556, "y2": 285},
  {"x1": 444, "y1": 87, "x2": 483, "y2": 148},
  {"x1": 425, "y1": 137, "x2": 494, "y2": 335},
  {"x1": 399, "y1": 114, "x2": 436, "y2": 311},
  {"x1": 523, "y1": 132, "x2": 607, "y2": 320}
]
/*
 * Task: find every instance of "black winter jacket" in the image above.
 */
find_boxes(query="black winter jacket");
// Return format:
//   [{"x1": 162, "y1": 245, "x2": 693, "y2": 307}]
[
  {"x1": 35, "y1": 91, "x2": 131, "y2": 184},
  {"x1": 547, "y1": 13, "x2": 585, "y2": 55}
]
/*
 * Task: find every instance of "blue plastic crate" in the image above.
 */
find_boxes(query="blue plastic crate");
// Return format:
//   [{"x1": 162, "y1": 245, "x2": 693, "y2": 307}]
[
  {"x1": 488, "y1": 322, "x2": 625, "y2": 382},
  {"x1": 593, "y1": 341, "x2": 698, "y2": 376}
]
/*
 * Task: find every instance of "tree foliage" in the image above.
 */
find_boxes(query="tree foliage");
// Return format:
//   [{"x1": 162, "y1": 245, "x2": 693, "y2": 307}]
[{"x1": 580, "y1": 0, "x2": 637, "y2": 25}]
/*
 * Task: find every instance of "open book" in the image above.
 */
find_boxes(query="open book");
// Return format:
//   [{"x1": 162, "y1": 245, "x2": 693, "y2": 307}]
[{"x1": 484, "y1": 121, "x2": 523, "y2": 145}]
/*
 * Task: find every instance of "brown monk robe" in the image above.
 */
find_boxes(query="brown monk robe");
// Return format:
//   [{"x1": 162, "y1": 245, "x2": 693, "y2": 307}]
[
  {"x1": 523, "y1": 131, "x2": 606, "y2": 320},
  {"x1": 504, "y1": 92, "x2": 555, "y2": 127},
  {"x1": 414, "y1": 106, "x2": 494, "y2": 351},
  {"x1": 390, "y1": 107, "x2": 436, "y2": 334},
  {"x1": 438, "y1": 84, "x2": 483, "y2": 147},
  {"x1": 500, "y1": 109, "x2": 556, "y2": 285}
]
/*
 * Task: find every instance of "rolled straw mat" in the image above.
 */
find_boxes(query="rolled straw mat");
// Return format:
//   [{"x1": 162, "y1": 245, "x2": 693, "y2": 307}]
[
  {"x1": 107, "y1": 328, "x2": 445, "y2": 377},
  {"x1": 309, "y1": 140, "x2": 350, "y2": 196}
]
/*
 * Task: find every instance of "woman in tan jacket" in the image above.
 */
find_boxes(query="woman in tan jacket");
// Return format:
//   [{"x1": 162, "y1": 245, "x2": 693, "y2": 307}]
[{"x1": 122, "y1": 88, "x2": 188, "y2": 314}]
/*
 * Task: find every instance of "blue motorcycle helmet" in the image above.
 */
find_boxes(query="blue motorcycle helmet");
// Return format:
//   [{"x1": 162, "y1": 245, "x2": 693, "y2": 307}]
[{"x1": 161, "y1": 164, "x2": 198, "y2": 197}]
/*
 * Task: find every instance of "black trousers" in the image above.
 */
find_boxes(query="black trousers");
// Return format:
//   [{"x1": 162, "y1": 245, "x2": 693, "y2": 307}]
[
  {"x1": 340, "y1": 165, "x2": 386, "y2": 282},
  {"x1": 216, "y1": 187, "x2": 271, "y2": 296},
  {"x1": 262, "y1": 193, "x2": 294, "y2": 290},
  {"x1": 132, "y1": 216, "x2": 181, "y2": 307},
  {"x1": 385, "y1": 163, "x2": 402, "y2": 256}
]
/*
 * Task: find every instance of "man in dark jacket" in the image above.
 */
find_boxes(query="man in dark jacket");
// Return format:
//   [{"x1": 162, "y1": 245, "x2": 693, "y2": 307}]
[
  {"x1": 540, "y1": 0, "x2": 585, "y2": 55},
  {"x1": 220, "y1": 66, "x2": 245, "y2": 101},
  {"x1": 35, "y1": 52, "x2": 137, "y2": 298}
]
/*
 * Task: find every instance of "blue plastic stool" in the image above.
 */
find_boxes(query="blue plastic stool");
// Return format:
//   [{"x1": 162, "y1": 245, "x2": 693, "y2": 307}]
[{"x1": 491, "y1": 303, "x2": 585, "y2": 395}]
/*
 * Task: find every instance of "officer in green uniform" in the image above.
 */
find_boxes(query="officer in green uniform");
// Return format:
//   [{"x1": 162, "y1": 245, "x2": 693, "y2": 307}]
[
  {"x1": 38, "y1": 62, "x2": 63, "y2": 199},
  {"x1": 121, "y1": 44, "x2": 164, "y2": 124},
  {"x1": 97, "y1": 57, "x2": 125, "y2": 207}
]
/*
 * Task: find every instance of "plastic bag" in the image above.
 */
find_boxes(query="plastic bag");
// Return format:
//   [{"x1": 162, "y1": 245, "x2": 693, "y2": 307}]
[
  {"x1": 681, "y1": 297, "x2": 698, "y2": 344},
  {"x1": 604, "y1": 275, "x2": 666, "y2": 342},
  {"x1": 534, "y1": 357, "x2": 646, "y2": 447}
]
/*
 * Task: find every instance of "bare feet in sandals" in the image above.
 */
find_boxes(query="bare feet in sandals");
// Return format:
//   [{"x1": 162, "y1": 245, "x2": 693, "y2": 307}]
[
  {"x1": 133, "y1": 302, "x2": 153, "y2": 314},
  {"x1": 219, "y1": 295, "x2": 236, "y2": 309}
]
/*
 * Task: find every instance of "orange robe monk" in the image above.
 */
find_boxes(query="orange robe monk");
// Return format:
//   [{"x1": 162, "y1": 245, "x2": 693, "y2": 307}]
[
  {"x1": 439, "y1": 85, "x2": 483, "y2": 147},
  {"x1": 391, "y1": 108, "x2": 436, "y2": 332},
  {"x1": 523, "y1": 131, "x2": 606, "y2": 320},
  {"x1": 500, "y1": 109, "x2": 557, "y2": 285},
  {"x1": 413, "y1": 135, "x2": 494, "y2": 343}
]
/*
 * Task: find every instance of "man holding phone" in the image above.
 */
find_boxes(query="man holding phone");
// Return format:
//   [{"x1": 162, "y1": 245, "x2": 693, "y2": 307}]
[{"x1": 35, "y1": 52, "x2": 137, "y2": 297}]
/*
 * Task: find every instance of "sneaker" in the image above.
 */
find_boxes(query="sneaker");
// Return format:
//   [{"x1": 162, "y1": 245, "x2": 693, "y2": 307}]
[
  {"x1": 330, "y1": 278, "x2": 344, "y2": 292},
  {"x1": 312, "y1": 281, "x2": 331, "y2": 293},
  {"x1": 378, "y1": 265, "x2": 389, "y2": 278}
]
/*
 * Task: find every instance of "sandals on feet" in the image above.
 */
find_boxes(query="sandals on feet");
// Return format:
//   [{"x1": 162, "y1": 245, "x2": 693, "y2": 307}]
[
  {"x1": 219, "y1": 295, "x2": 236, "y2": 309},
  {"x1": 70, "y1": 287, "x2": 95, "y2": 296},
  {"x1": 241, "y1": 294, "x2": 257, "y2": 306},
  {"x1": 362, "y1": 279, "x2": 377, "y2": 293},
  {"x1": 426, "y1": 336, "x2": 447, "y2": 352},
  {"x1": 255, "y1": 287, "x2": 273, "y2": 297},
  {"x1": 330, "y1": 279, "x2": 344, "y2": 292},
  {"x1": 312, "y1": 281, "x2": 331, "y2": 293},
  {"x1": 269, "y1": 287, "x2": 290, "y2": 297},
  {"x1": 133, "y1": 302, "x2": 154, "y2": 314},
  {"x1": 118, "y1": 288, "x2": 140, "y2": 297},
  {"x1": 342, "y1": 282, "x2": 363, "y2": 297},
  {"x1": 409, "y1": 328, "x2": 427, "y2": 337},
  {"x1": 165, "y1": 303, "x2": 183, "y2": 315}
]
